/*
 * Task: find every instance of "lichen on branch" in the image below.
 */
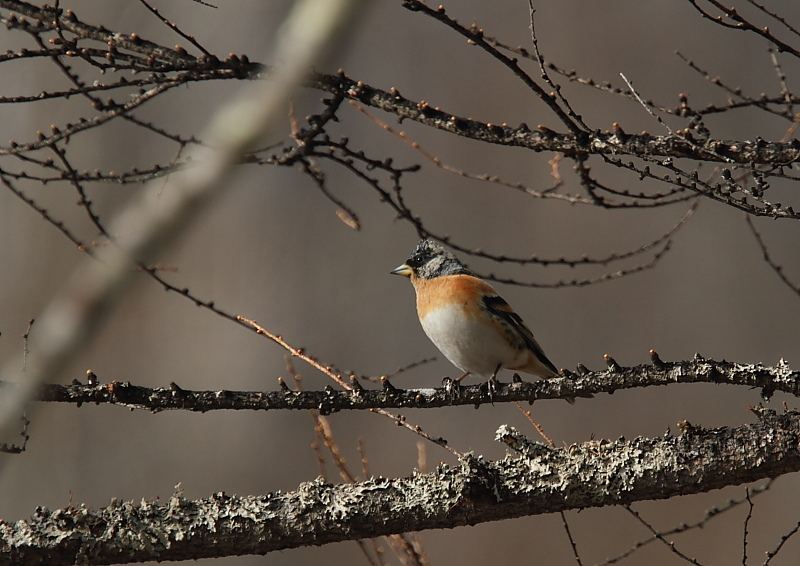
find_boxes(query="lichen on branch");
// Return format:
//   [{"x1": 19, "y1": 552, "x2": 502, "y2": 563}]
[{"x1": 2, "y1": 409, "x2": 798, "y2": 565}]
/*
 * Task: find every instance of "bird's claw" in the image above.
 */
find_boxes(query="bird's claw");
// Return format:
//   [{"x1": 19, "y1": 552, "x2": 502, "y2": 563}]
[
  {"x1": 479, "y1": 377, "x2": 499, "y2": 404},
  {"x1": 442, "y1": 376, "x2": 462, "y2": 400}
]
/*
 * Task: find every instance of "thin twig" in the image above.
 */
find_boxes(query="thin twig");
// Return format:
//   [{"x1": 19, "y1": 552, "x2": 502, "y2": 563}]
[
  {"x1": 746, "y1": 216, "x2": 800, "y2": 297},
  {"x1": 514, "y1": 398, "x2": 583, "y2": 565},
  {"x1": 514, "y1": 401, "x2": 555, "y2": 447},
  {"x1": 560, "y1": 511, "x2": 585, "y2": 566},
  {"x1": 236, "y1": 315, "x2": 459, "y2": 456},
  {"x1": 137, "y1": 0, "x2": 212, "y2": 57},
  {"x1": 764, "y1": 519, "x2": 800, "y2": 565},
  {"x1": 527, "y1": 0, "x2": 589, "y2": 130},
  {"x1": 624, "y1": 505, "x2": 705, "y2": 565},
  {"x1": 742, "y1": 488, "x2": 754, "y2": 566}
]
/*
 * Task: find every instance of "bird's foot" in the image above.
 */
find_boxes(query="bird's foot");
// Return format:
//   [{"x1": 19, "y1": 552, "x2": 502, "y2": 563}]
[
  {"x1": 442, "y1": 376, "x2": 462, "y2": 400},
  {"x1": 480, "y1": 377, "x2": 499, "y2": 404}
]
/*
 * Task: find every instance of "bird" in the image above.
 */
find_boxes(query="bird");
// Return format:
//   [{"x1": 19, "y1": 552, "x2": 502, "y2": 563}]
[{"x1": 391, "y1": 239, "x2": 560, "y2": 386}]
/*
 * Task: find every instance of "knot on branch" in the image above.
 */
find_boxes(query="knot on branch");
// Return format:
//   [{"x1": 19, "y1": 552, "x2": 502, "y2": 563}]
[
  {"x1": 495, "y1": 424, "x2": 555, "y2": 458},
  {"x1": 456, "y1": 453, "x2": 504, "y2": 507}
]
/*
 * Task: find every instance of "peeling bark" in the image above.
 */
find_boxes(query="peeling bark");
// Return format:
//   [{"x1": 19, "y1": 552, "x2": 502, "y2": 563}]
[
  {"x1": 2, "y1": 410, "x2": 799, "y2": 565},
  {"x1": 25, "y1": 356, "x2": 800, "y2": 414}
]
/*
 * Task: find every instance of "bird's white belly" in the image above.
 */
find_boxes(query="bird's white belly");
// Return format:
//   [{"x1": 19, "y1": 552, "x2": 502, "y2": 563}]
[{"x1": 420, "y1": 304, "x2": 525, "y2": 377}]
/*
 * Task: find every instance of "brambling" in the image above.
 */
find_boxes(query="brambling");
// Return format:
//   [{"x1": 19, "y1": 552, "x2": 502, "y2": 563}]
[{"x1": 391, "y1": 239, "x2": 560, "y2": 386}]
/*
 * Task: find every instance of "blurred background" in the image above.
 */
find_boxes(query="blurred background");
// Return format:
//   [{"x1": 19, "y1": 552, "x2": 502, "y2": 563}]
[{"x1": 0, "y1": 1, "x2": 799, "y2": 564}]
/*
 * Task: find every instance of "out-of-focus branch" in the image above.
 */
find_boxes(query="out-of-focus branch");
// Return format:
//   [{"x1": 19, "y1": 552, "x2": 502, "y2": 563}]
[
  {"x1": 0, "y1": 0, "x2": 365, "y2": 433},
  {"x1": 22, "y1": 355, "x2": 800, "y2": 414},
  {"x1": 3, "y1": 410, "x2": 800, "y2": 565}
]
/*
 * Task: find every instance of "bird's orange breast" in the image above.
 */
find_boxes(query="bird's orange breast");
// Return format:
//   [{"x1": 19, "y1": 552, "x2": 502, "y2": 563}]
[{"x1": 412, "y1": 274, "x2": 497, "y2": 320}]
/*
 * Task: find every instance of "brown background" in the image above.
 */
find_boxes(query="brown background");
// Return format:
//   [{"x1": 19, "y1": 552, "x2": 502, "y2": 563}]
[{"x1": 1, "y1": 1, "x2": 799, "y2": 564}]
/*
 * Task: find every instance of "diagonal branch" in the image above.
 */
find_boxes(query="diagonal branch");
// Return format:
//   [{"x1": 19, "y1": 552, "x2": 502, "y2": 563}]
[
  {"x1": 746, "y1": 216, "x2": 800, "y2": 297},
  {"x1": 309, "y1": 72, "x2": 800, "y2": 168},
  {"x1": 0, "y1": 0, "x2": 366, "y2": 434},
  {"x1": 400, "y1": 0, "x2": 583, "y2": 134},
  {"x1": 3, "y1": 411, "x2": 800, "y2": 565}
]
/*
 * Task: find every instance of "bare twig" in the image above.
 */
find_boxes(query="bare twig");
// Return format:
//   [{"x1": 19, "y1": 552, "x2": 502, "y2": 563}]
[
  {"x1": 742, "y1": 488, "x2": 754, "y2": 566},
  {"x1": 746, "y1": 216, "x2": 800, "y2": 297},
  {"x1": 400, "y1": 0, "x2": 583, "y2": 133},
  {"x1": 527, "y1": 0, "x2": 588, "y2": 130},
  {"x1": 559, "y1": 511, "x2": 585, "y2": 566},
  {"x1": 597, "y1": 480, "x2": 774, "y2": 566},
  {"x1": 237, "y1": 315, "x2": 459, "y2": 456},
  {"x1": 623, "y1": 505, "x2": 704, "y2": 565},
  {"x1": 137, "y1": 0, "x2": 212, "y2": 57},
  {"x1": 764, "y1": 517, "x2": 800, "y2": 565}
]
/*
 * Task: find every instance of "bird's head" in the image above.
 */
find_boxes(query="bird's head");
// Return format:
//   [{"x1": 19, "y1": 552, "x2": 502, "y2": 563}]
[{"x1": 390, "y1": 239, "x2": 470, "y2": 280}]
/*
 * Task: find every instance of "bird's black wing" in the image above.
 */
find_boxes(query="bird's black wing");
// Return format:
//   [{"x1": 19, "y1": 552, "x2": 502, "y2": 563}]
[{"x1": 482, "y1": 294, "x2": 559, "y2": 375}]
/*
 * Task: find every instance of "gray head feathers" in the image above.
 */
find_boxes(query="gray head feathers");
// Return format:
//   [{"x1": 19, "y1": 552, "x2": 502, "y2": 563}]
[{"x1": 405, "y1": 239, "x2": 471, "y2": 279}]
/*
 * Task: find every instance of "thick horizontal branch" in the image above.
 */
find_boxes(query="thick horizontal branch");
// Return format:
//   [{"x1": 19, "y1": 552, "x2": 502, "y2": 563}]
[
  {"x1": 2, "y1": 410, "x2": 799, "y2": 565},
  {"x1": 24, "y1": 356, "x2": 800, "y2": 414}
]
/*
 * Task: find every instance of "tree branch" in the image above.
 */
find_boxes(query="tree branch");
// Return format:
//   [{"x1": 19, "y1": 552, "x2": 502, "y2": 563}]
[
  {"x1": 310, "y1": 71, "x2": 800, "y2": 167},
  {"x1": 25, "y1": 355, "x2": 800, "y2": 414},
  {"x1": 1, "y1": 0, "x2": 798, "y2": 167},
  {"x1": 0, "y1": 0, "x2": 365, "y2": 434},
  {"x1": 3, "y1": 410, "x2": 800, "y2": 565}
]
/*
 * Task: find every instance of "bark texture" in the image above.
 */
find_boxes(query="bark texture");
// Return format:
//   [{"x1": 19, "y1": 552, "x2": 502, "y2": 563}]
[
  {"x1": 28, "y1": 356, "x2": 799, "y2": 414},
  {"x1": 2, "y1": 410, "x2": 799, "y2": 565},
  {"x1": 310, "y1": 72, "x2": 800, "y2": 164}
]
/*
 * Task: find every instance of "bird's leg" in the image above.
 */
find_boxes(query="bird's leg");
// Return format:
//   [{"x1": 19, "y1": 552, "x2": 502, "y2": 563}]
[
  {"x1": 487, "y1": 363, "x2": 502, "y2": 401},
  {"x1": 489, "y1": 364, "x2": 502, "y2": 384},
  {"x1": 443, "y1": 372, "x2": 468, "y2": 399},
  {"x1": 454, "y1": 371, "x2": 471, "y2": 383}
]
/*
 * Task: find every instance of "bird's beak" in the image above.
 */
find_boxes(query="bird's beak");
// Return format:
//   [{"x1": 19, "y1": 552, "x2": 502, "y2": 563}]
[{"x1": 390, "y1": 263, "x2": 413, "y2": 277}]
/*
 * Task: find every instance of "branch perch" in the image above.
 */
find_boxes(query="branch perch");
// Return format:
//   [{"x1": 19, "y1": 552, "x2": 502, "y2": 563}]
[
  {"x1": 2, "y1": 410, "x2": 800, "y2": 565},
  {"x1": 26, "y1": 356, "x2": 800, "y2": 414}
]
